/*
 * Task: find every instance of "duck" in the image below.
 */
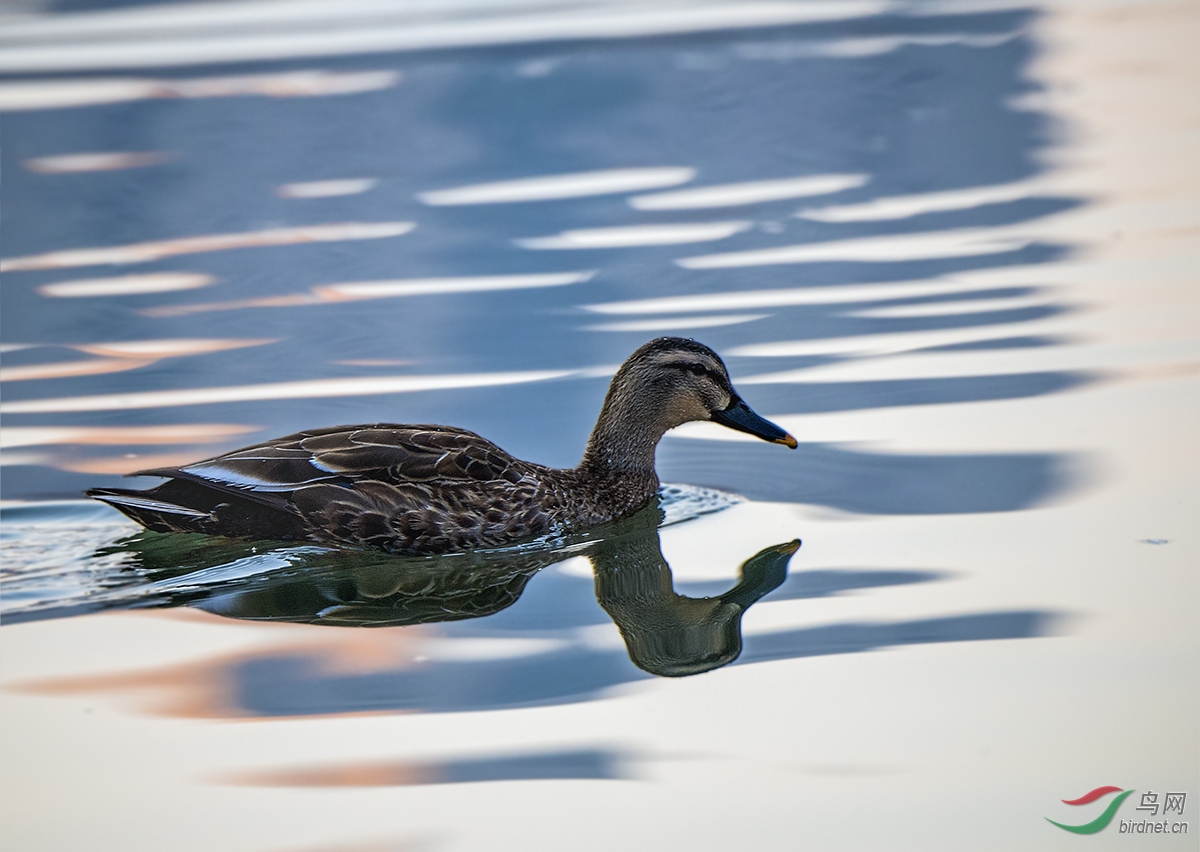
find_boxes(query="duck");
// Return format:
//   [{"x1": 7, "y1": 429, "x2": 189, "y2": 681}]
[{"x1": 87, "y1": 337, "x2": 797, "y2": 555}]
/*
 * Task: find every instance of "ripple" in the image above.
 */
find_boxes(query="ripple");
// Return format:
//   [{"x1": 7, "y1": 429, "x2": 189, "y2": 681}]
[
  {"x1": 584, "y1": 314, "x2": 768, "y2": 332},
  {"x1": 0, "y1": 3, "x2": 886, "y2": 73},
  {"x1": 1, "y1": 424, "x2": 257, "y2": 450},
  {"x1": 0, "y1": 370, "x2": 573, "y2": 414},
  {"x1": 735, "y1": 32, "x2": 1017, "y2": 62},
  {"x1": 847, "y1": 295, "x2": 1053, "y2": 318},
  {"x1": 584, "y1": 277, "x2": 999, "y2": 315},
  {"x1": 797, "y1": 181, "x2": 1041, "y2": 223},
  {"x1": 1, "y1": 222, "x2": 415, "y2": 272},
  {"x1": 729, "y1": 323, "x2": 1058, "y2": 360},
  {"x1": 315, "y1": 271, "x2": 595, "y2": 301},
  {"x1": 39, "y1": 272, "x2": 215, "y2": 298},
  {"x1": 516, "y1": 222, "x2": 750, "y2": 249},
  {"x1": 0, "y1": 70, "x2": 401, "y2": 111},
  {"x1": 419, "y1": 168, "x2": 695, "y2": 205},
  {"x1": 276, "y1": 178, "x2": 379, "y2": 198},
  {"x1": 138, "y1": 271, "x2": 595, "y2": 318},
  {"x1": 677, "y1": 228, "x2": 1031, "y2": 269},
  {"x1": 24, "y1": 151, "x2": 172, "y2": 174},
  {"x1": 629, "y1": 174, "x2": 868, "y2": 210},
  {"x1": 0, "y1": 357, "x2": 157, "y2": 383}
]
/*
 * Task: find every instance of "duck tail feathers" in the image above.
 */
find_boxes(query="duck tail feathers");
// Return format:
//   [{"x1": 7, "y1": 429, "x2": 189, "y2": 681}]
[{"x1": 86, "y1": 487, "x2": 212, "y2": 533}]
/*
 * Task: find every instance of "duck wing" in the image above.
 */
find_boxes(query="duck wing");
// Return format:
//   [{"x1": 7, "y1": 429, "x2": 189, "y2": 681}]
[
  {"x1": 90, "y1": 425, "x2": 552, "y2": 552},
  {"x1": 136, "y1": 424, "x2": 528, "y2": 507}
]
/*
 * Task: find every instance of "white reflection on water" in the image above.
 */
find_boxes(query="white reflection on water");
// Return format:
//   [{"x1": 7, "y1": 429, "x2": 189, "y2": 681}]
[
  {"x1": 847, "y1": 294, "x2": 1054, "y2": 318},
  {"x1": 739, "y1": 337, "x2": 1199, "y2": 384},
  {"x1": 1, "y1": 357, "x2": 157, "y2": 383},
  {"x1": 139, "y1": 271, "x2": 595, "y2": 317},
  {"x1": 0, "y1": 370, "x2": 573, "y2": 414},
  {"x1": 419, "y1": 168, "x2": 695, "y2": 205},
  {"x1": 38, "y1": 272, "x2": 215, "y2": 298},
  {"x1": 797, "y1": 180, "x2": 1043, "y2": 222},
  {"x1": 516, "y1": 222, "x2": 751, "y2": 249},
  {"x1": 314, "y1": 271, "x2": 595, "y2": 300},
  {"x1": 1, "y1": 425, "x2": 257, "y2": 450},
  {"x1": 734, "y1": 32, "x2": 1018, "y2": 61},
  {"x1": 0, "y1": 69, "x2": 401, "y2": 111},
  {"x1": 584, "y1": 314, "x2": 769, "y2": 332},
  {"x1": 276, "y1": 178, "x2": 379, "y2": 198},
  {"x1": 1, "y1": 339, "x2": 276, "y2": 383},
  {"x1": 0, "y1": 222, "x2": 415, "y2": 272},
  {"x1": 584, "y1": 276, "x2": 1004, "y2": 315},
  {"x1": 72, "y1": 339, "x2": 277, "y2": 358},
  {"x1": 629, "y1": 174, "x2": 868, "y2": 210},
  {"x1": 0, "y1": 2, "x2": 888, "y2": 73},
  {"x1": 677, "y1": 228, "x2": 1031, "y2": 268},
  {"x1": 23, "y1": 151, "x2": 172, "y2": 174},
  {"x1": 728, "y1": 322, "x2": 1062, "y2": 360}
]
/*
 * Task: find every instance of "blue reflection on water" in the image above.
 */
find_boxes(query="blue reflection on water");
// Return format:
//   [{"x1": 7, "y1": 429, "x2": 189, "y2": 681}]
[
  {"x1": 1, "y1": 5, "x2": 1077, "y2": 518},
  {"x1": 2, "y1": 3, "x2": 1069, "y2": 703}
]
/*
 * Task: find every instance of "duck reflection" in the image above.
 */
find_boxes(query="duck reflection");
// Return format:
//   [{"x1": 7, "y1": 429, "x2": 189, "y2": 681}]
[{"x1": 97, "y1": 500, "x2": 800, "y2": 678}]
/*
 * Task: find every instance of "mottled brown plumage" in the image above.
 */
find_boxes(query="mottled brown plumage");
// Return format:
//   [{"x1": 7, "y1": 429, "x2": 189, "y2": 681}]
[{"x1": 87, "y1": 338, "x2": 796, "y2": 554}]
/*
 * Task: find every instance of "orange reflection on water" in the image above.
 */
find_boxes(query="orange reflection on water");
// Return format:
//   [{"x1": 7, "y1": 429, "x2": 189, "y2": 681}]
[
  {"x1": 59, "y1": 451, "x2": 229, "y2": 475},
  {"x1": 0, "y1": 338, "x2": 277, "y2": 382},
  {"x1": 140, "y1": 294, "x2": 321, "y2": 318},
  {"x1": 73, "y1": 338, "x2": 278, "y2": 358},
  {"x1": 16, "y1": 616, "x2": 424, "y2": 720},
  {"x1": 226, "y1": 762, "x2": 430, "y2": 788},
  {"x1": 0, "y1": 356, "x2": 156, "y2": 382}
]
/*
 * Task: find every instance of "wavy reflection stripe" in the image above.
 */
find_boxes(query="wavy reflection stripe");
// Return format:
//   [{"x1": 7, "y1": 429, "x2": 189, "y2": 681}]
[
  {"x1": 0, "y1": 3, "x2": 889, "y2": 74},
  {"x1": 0, "y1": 222, "x2": 415, "y2": 272},
  {"x1": 0, "y1": 371, "x2": 572, "y2": 414},
  {"x1": 585, "y1": 278, "x2": 1002, "y2": 315},
  {"x1": 846, "y1": 295, "x2": 1051, "y2": 318},
  {"x1": 0, "y1": 70, "x2": 401, "y2": 111},
  {"x1": 677, "y1": 229, "x2": 1031, "y2": 268},
  {"x1": 420, "y1": 168, "x2": 695, "y2": 205},
  {"x1": 729, "y1": 321, "x2": 1059, "y2": 359},
  {"x1": 24, "y1": 151, "x2": 173, "y2": 174},
  {"x1": 737, "y1": 336, "x2": 1200, "y2": 384},
  {"x1": 516, "y1": 222, "x2": 751, "y2": 249},
  {"x1": 1047, "y1": 790, "x2": 1134, "y2": 834},
  {"x1": 629, "y1": 174, "x2": 868, "y2": 210},
  {"x1": 141, "y1": 272, "x2": 595, "y2": 317},
  {"x1": 39, "y1": 272, "x2": 216, "y2": 298},
  {"x1": 735, "y1": 32, "x2": 1019, "y2": 61},
  {"x1": 797, "y1": 180, "x2": 1042, "y2": 222},
  {"x1": 584, "y1": 314, "x2": 768, "y2": 332},
  {"x1": 276, "y1": 178, "x2": 378, "y2": 198},
  {"x1": 0, "y1": 357, "x2": 158, "y2": 383},
  {"x1": 1, "y1": 425, "x2": 257, "y2": 449}
]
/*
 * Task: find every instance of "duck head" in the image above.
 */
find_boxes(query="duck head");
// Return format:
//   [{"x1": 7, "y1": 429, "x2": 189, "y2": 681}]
[{"x1": 584, "y1": 338, "x2": 797, "y2": 474}]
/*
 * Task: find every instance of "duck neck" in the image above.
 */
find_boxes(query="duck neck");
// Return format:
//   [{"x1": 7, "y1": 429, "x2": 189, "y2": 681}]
[{"x1": 578, "y1": 385, "x2": 666, "y2": 490}]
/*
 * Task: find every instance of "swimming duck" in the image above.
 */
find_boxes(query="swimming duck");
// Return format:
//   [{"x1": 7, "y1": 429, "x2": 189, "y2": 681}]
[{"x1": 88, "y1": 337, "x2": 796, "y2": 554}]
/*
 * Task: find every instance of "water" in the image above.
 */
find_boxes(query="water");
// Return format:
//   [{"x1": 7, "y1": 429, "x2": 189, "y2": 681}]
[{"x1": 1, "y1": 2, "x2": 1197, "y2": 850}]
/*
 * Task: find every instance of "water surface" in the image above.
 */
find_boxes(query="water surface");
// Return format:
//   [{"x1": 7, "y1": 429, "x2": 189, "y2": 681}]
[{"x1": 2, "y1": 1, "x2": 1197, "y2": 850}]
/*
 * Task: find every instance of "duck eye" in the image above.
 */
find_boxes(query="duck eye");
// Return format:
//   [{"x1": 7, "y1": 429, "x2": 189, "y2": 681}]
[{"x1": 686, "y1": 363, "x2": 708, "y2": 376}]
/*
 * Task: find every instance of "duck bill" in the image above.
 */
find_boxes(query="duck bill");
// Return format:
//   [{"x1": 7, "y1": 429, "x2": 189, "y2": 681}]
[{"x1": 711, "y1": 397, "x2": 798, "y2": 448}]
